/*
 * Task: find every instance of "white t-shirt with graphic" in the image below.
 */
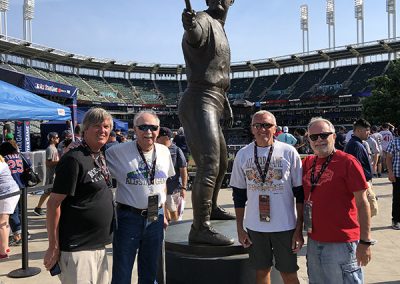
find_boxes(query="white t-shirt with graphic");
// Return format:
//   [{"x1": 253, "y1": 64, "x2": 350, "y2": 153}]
[
  {"x1": 106, "y1": 141, "x2": 175, "y2": 208},
  {"x1": 230, "y1": 141, "x2": 302, "y2": 233}
]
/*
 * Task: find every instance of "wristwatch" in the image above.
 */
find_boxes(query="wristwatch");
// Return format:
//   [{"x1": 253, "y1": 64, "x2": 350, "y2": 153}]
[{"x1": 359, "y1": 239, "x2": 376, "y2": 246}]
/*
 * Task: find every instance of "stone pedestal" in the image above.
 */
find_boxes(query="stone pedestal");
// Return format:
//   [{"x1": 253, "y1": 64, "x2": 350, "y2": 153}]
[{"x1": 164, "y1": 220, "x2": 283, "y2": 284}]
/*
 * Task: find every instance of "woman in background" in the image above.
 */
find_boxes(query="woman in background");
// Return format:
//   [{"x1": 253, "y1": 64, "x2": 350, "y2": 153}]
[{"x1": 0, "y1": 154, "x2": 20, "y2": 259}]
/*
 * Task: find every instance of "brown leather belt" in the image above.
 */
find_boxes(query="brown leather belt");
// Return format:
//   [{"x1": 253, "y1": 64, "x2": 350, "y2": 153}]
[{"x1": 116, "y1": 203, "x2": 161, "y2": 217}]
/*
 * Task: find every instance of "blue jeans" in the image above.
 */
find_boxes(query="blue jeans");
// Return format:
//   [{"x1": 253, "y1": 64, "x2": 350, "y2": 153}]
[
  {"x1": 9, "y1": 203, "x2": 21, "y2": 234},
  {"x1": 307, "y1": 238, "x2": 363, "y2": 284},
  {"x1": 111, "y1": 207, "x2": 164, "y2": 284}
]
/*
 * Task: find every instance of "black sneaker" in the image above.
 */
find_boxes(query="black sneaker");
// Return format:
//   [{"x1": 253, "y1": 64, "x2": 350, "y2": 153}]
[{"x1": 33, "y1": 207, "x2": 45, "y2": 216}]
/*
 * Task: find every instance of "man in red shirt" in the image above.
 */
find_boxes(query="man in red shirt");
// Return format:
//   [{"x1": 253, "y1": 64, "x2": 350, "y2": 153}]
[{"x1": 302, "y1": 117, "x2": 373, "y2": 283}]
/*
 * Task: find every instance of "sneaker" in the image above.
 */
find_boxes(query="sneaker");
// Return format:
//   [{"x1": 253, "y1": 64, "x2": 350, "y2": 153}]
[
  {"x1": 33, "y1": 207, "x2": 45, "y2": 216},
  {"x1": 0, "y1": 248, "x2": 10, "y2": 260},
  {"x1": 392, "y1": 222, "x2": 400, "y2": 230},
  {"x1": 378, "y1": 173, "x2": 382, "y2": 178}
]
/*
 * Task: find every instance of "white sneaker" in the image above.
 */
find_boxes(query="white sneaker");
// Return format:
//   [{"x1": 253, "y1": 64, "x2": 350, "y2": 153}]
[{"x1": 392, "y1": 222, "x2": 400, "y2": 230}]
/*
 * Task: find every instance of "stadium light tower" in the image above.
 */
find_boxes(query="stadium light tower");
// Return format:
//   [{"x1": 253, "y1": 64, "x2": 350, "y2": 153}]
[
  {"x1": 23, "y1": 0, "x2": 35, "y2": 42},
  {"x1": 326, "y1": 0, "x2": 335, "y2": 49},
  {"x1": 354, "y1": 0, "x2": 364, "y2": 44},
  {"x1": 387, "y1": 0, "x2": 396, "y2": 39},
  {"x1": 300, "y1": 4, "x2": 309, "y2": 54},
  {"x1": 0, "y1": 0, "x2": 9, "y2": 37}
]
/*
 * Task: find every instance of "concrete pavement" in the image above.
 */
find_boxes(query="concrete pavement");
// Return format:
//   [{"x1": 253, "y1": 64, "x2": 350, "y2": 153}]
[{"x1": 0, "y1": 177, "x2": 399, "y2": 284}]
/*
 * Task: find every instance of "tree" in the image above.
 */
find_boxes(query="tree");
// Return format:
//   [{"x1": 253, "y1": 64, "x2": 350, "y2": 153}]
[{"x1": 362, "y1": 60, "x2": 400, "y2": 125}]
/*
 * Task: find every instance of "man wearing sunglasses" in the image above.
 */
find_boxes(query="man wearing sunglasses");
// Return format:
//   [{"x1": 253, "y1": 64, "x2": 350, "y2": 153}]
[
  {"x1": 302, "y1": 117, "x2": 372, "y2": 283},
  {"x1": 180, "y1": 0, "x2": 236, "y2": 245},
  {"x1": 230, "y1": 110, "x2": 304, "y2": 284},
  {"x1": 105, "y1": 110, "x2": 175, "y2": 284}
]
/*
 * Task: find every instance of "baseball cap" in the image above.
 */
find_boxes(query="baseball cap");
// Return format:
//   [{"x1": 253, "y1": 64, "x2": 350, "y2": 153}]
[
  {"x1": 283, "y1": 126, "x2": 289, "y2": 133},
  {"x1": 159, "y1": 127, "x2": 172, "y2": 138},
  {"x1": 5, "y1": 133, "x2": 14, "y2": 140}
]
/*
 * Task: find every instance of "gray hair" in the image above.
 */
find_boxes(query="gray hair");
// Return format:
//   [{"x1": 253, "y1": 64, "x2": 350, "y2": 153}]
[
  {"x1": 251, "y1": 110, "x2": 277, "y2": 126},
  {"x1": 307, "y1": 117, "x2": 335, "y2": 133},
  {"x1": 82, "y1": 108, "x2": 113, "y2": 134},
  {"x1": 133, "y1": 110, "x2": 160, "y2": 127}
]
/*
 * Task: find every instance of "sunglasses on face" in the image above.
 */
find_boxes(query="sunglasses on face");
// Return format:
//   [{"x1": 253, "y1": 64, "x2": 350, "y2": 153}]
[
  {"x1": 137, "y1": 124, "x2": 159, "y2": 132},
  {"x1": 252, "y1": 123, "x2": 275, "y2": 130},
  {"x1": 309, "y1": 132, "x2": 333, "y2": 141}
]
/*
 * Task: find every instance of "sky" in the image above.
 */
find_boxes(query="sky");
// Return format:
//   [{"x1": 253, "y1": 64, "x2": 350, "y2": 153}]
[{"x1": 4, "y1": 0, "x2": 394, "y2": 65}]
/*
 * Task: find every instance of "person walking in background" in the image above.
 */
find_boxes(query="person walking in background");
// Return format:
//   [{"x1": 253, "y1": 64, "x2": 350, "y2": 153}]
[
  {"x1": 334, "y1": 125, "x2": 347, "y2": 151},
  {"x1": 303, "y1": 117, "x2": 372, "y2": 283},
  {"x1": 0, "y1": 142, "x2": 25, "y2": 246},
  {"x1": 157, "y1": 127, "x2": 188, "y2": 222},
  {"x1": 44, "y1": 108, "x2": 114, "y2": 284},
  {"x1": 386, "y1": 133, "x2": 400, "y2": 230},
  {"x1": 0, "y1": 154, "x2": 20, "y2": 259},
  {"x1": 34, "y1": 132, "x2": 59, "y2": 216},
  {"x1": 277, "y1": 126, "x2": 297, "y2": 146},
  {"x1": 380, "y1": 123, "x2": 393, "y2": 172},
  {"x1": 230, "y1": 110, "x2": 304, "y2": 284},
  {"x1": 370, "y1": 126, "x2": 383, "y2": 178}
]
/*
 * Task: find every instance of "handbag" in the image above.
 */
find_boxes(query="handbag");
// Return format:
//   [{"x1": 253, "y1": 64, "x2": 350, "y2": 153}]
[{"x1": 20, "y1": 154, "x2": 41, "y2": 187}]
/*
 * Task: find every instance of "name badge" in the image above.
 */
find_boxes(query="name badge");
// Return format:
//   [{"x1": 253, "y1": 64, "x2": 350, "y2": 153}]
[
  {"x1": 259, "y1": 195, "x2": 271, "y2": 222},
  {"x1": 147, "y1": 195, "x2": 159, "y2": 223},
  {"x1": 304, "y1": 200, "x2": 313, "y2": 233}
]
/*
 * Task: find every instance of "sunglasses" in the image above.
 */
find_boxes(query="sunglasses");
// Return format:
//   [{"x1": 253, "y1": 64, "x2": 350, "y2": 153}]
[
  {"x1": 137, "y1": 124, "x2": 159, "y2": 131},
  {"x1": 252, "y1": 123, "x2": 275, "y2": 130},
  {"x1": 309, "y1": 132, "x2": 333, "y2": 141}
]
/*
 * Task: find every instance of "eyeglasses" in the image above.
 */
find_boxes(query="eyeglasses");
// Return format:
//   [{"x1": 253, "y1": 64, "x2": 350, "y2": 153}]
[
  {"x1": 252, "y1": 123, "x2": 275, "y2": 130},
  {"x1": 309, "y1": 132, "x2": 333, "y2": 141},
  {"x1": 137, "y1": 124, "x2": 159, "y2": 131}
]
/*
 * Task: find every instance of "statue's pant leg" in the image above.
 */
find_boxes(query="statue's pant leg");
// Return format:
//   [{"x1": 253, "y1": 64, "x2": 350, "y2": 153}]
[{"x1": 178, "y1": 88, "x2": 225, "y2": 229}]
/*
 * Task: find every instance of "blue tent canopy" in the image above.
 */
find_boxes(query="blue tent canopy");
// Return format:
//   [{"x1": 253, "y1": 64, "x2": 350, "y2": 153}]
[{"x1": 0, "y1": 80, "x2": 71, "y2": 121}]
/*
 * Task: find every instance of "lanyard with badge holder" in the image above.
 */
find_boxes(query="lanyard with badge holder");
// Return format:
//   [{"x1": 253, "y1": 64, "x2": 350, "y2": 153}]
[
  {"x1": 82, "y1": 140, "x2": 112, "y2": 188},
  {"x1": 137, "y1": 143, "x2": 159, "y2": 222},
  {"x1": 304, "y1": 151, "x2": 335, "y2": 233},
  {"x1": 254, "y1": 142, "x2": 274, "y2": 222}
]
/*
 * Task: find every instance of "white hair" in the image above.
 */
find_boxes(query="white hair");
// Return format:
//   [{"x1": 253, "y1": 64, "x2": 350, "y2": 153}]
[
  {"x1": 133, "y1": 110, "x2": 160, "y2": 126},
  {"x1": 251, "y1": 110, "x2": 277, "y2": 125},
  {"x1": 307, "y1": 117, "x2": 335, "y2": 133}
]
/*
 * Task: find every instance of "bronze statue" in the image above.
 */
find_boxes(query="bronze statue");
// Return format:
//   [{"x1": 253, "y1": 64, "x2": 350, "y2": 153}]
[{"x1": 179, "y1": 0, "x2": 235, "y2": 246}]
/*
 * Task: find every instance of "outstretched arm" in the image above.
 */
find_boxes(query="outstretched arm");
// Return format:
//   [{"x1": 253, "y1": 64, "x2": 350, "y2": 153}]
[{"x1": 182, "y1": 7, "x2": 203, "y2": 46}]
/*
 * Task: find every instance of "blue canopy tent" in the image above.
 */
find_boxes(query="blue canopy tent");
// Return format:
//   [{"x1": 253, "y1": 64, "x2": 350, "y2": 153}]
[
  {"x1": 0, "y1": 80, "x2": 71, "y2": 151},
  {"x1": 0, "y1": 80, "x2": 71, "y2": 121}
]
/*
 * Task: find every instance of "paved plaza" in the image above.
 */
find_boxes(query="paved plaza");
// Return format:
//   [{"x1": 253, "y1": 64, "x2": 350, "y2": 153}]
[{"x1": 0, "y1": 177, "x2": 399, "y2": 284}]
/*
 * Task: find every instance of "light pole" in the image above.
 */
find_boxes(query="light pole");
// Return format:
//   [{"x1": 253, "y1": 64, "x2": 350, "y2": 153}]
[
  {"x1": 23, "y1": 0, "x2": 34, "y2": 42},
  {"x1": 0, "y1": 0, "x2": 9, "y2": 37},
  {"x1": 354, "y1": 0, "x2": 364, "y2": 45},
  {"x1": 326, "y1": 0, "x2": 335, "y2": 49},
  {"x1": 300, "y1": 4, "x2": 309, "y2": 54},
  {"x1": 387, "y1": 0, "x2": 396, "y2": 39}
]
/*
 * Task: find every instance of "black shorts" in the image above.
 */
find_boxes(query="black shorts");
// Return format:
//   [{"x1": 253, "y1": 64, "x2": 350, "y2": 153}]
[{"x1": 247, "y1": 228, "x2": 299, "y2": 273}]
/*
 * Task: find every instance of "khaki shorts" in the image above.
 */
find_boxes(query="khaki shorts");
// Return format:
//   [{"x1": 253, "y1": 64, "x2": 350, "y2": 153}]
[
  {"x1": 247, "y1": 228, "x2": 299, "y2": 273},
  {"x1": 59, "y1": 248, "x2": 109, "y2": 284}
]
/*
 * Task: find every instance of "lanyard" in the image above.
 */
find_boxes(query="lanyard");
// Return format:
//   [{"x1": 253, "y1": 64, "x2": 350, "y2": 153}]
[
  {"x1": 82, "y1": 140, "x2": 111, "y2": 187},
  {"x1": 254, "y1": 142, "x2": 274, "y2": 183},
  {"x1": 310, "y1": 151, "x2": 335, "y2": 193},
  {"x1": 137, "y1": 143, "x2": 157, "y2": 185}
]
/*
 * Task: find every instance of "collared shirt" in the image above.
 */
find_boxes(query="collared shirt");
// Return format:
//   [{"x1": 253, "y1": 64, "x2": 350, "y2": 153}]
[
  {"x1": 344, "y1": 135, "x2": 372, "y2": 181},
  {"x1": 386, "y1": 137, "x2": 400, "y2": 177}
]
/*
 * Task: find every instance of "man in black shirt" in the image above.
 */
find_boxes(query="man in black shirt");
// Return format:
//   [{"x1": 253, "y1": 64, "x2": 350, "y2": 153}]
[{"x1": 44, "y1": 108, "x2": 114, "y2": 284}]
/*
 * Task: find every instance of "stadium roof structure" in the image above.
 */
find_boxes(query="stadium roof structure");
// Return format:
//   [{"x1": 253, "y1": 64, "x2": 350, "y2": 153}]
[{"x1": 0, "y1": 35, "x2": 399, "y2": 75}]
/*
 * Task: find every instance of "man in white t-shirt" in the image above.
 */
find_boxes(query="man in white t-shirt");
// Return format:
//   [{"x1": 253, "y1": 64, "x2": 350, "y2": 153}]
[
  {"x1": 106, "y1": 111, "x2": 175, "y2": 284},
  {"x1": 230, "y1": 110, "x2": 304, "y2": 284},
  {"x1": 370, "y1": 126, "x2": 383, "y2": 177}
]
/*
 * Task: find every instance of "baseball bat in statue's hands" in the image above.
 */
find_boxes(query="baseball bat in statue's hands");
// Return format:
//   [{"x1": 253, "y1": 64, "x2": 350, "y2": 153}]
[{"x1": 182, "y1": 0, "x2": 196, "y2": 30}]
